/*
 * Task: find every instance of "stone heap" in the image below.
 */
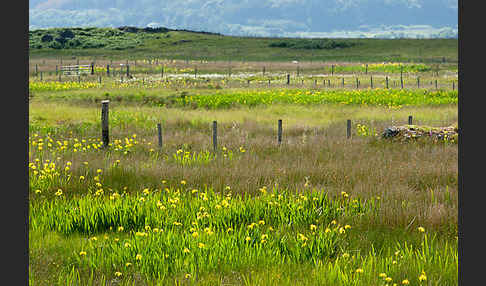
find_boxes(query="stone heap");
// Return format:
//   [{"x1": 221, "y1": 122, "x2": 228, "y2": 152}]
[{"x1": 382, "y1": 123, "x2": 458, "y2": 142}]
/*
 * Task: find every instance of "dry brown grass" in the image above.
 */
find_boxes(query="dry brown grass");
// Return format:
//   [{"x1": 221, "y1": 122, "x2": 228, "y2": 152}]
[{"x1": 31, "y1": 116, "x2": 457, "y2": 236}]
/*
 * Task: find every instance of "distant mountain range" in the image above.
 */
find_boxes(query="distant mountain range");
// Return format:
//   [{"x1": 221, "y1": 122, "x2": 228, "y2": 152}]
[{"x1": 29, "y1": 0, "x2": 458, "y2": 38}]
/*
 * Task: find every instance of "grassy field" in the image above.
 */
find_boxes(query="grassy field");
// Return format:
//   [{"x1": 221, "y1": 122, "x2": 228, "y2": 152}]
[
  {"x1": 29, "y1": 27, "x2": 458, "y2": 63},
  {"x1": 29, "y1": 48, "x2": 458, "y2": 285}
]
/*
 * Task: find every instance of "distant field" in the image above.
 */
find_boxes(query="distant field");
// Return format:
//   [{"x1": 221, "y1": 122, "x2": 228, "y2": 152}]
[{"x1": 29, "y1": 27, "x2": 458, "y2": 63}]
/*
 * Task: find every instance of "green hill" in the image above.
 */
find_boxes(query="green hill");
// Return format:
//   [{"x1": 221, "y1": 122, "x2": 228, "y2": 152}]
[{"x1": 29, "y1": 27, "x2": 458, "y2": 63}]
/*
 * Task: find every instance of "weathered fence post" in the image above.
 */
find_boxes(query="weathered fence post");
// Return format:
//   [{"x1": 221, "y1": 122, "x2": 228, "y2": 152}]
[
  {"x1": 157, "y1": 123, "x2": 163, "y2": 148},
  {"x1": 347, "y1": 119, "x2": 351, "y2": 139},
  {"x1": 287, "y1": 74, "x2": 290, "y2": 85},
  {"x1": 452, "y1": 81, "x2": 455, "y2": 90},
  {"x1": 35, "y1": 64, "x2": 38, "y2": 77},
  {"x1": 400, "y1": 65, "x2": 403, "y2": 83},
  {"x1": 370, "y1": 76, "x2": 373, "y2": 89},
  {"x1": 435, "y1": 79, "x2": 438, "y2": 90},
  {"x1": 356, "y1": 77, "x2": 359, "y2": 89},
  {"x1": 400, "y1": 66, "x2": 404, "y2": 89},
  {"x1": 91, "y1": 63, "x2": 95, "y2": 75},
  {"x1": 385, "y1": 76, "x2": 389, "y2": 89},
  {"x1": 408, "y1": 115, "x2": 413, "y2": 125},
  {"x1": 126, "y1": 64, "x2": 130, "y2": 77},
  {"x1": 40, "y1": 72, "x2": 43, "y2": 81},
  {"x1": 365, "y1": 63, "x2": 368, "y2": 74},
  {"x1": 331, "y1": 65, "x2": 334, "y2": 75},
  {"x1": 417, "y1": 77, "x2": 420, "y2": 88},
  {"x1": 212, "y1": 121, "x2": 218, "y2": 152},
  {"x1": 101, "y1": 100, "x2": 110, "y2": 148},
  {"x1": 278, "y1": 119, "x2": 282, "y2": 146}
]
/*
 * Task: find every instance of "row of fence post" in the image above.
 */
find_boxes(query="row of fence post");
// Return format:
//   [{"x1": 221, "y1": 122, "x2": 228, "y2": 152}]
[
  {"x1": 33, "y1": 65, "x2": 455, "y2": 91},
  {"x1": 100, "y1": 100, "x2": 416, "y2": 149}
]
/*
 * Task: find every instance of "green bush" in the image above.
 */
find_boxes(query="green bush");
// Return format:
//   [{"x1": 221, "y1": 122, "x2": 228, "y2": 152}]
[
  {"x1": 48, "y1": 41, "x2": 63, "y2": 49},
  {"x1": 269, "y1": 39, "x2": 357, "y2": 50},
  {"x1": 41, "y1": 34, "x2": 53, "y2": 42},
  {"x1": 66, "y1": 39, "x2": 82, "y2": 48}
]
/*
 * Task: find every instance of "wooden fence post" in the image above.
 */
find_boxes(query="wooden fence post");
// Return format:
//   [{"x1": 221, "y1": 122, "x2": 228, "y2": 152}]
[
  {"x1": 91, "y1": 63, "x2": 94, "y2": 75},
  {"x1": 408, "y1": 115, "x2": 413, "y2": 125},
  {"x1": 278, "y1": 119, "x2": 282, "y2": 146},
  {"x1": 365, "y1": 64, "x2": 368, "y2": 74},
  {"x1": 400, "y1": 66, "x2": 404, "y2": 89},
  {"x1": 331, "y1": 65, "x2": 334, "y2": 75},
  {"x1": 400, "y1": 65, "x2": 403, "y2": 85},
  {"x1": 370, "y1": 76, "x2": 373, "y2": 89},
  {"x1": 212, "y1": 121, "x2": 218, "y2": 152},
  {"x1": 157, "y1": 123, "x2": 163, "y2": 148},
  {"x1": 435, "y1": 80, "x2": 438, "y2": 90},
  {"x1": 417, "y1": 77, "x2": 420, "y2": 88},
  {"x1": 356, "y1": 77, "x2": 359, "y2": 89},
  {"x1": 101, "y1": 100, "x2": 110, "y2": 148},
  {"x1": 452, "y1": 81, "x2": 455, "y2": 90},
  {"x1": 385, "y1": 76, "x2": 389, "y2": 89},
  {"x1": 347, "y1": 119, "x2": 351, "y2": 139},
  {"x1": 35, "y1": 64, "x2": 38, "y2": 76},
  {"x1": 126, "y1": 64, "x2": 130, "y2": 77},
  {"x1": 40, "y1": 72, "x2": 43, "y2": 81},
  {"x1": 287, "y1": 74, "x2": 290, "y2": 85}
]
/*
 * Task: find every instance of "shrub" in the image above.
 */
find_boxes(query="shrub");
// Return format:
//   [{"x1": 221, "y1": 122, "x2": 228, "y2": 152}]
[
  {"x1": 41, "y1": 34, "x2": 53, "y2": 42},
  {"x1": 269, "y1": 39, "x2": 357, "y2": 50},
  {"x1": 59, "y1": 29, "x2": 75, "y2": 39},
  {"x1": 66, "y1": 39, "x2": 82, "y2": 48},
  {"x1": 48, "y1": 41, "x2": 63, "y2": 49},
  {"x1": 54, "y1": 36, "x2": 67, "y2": 45}
]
